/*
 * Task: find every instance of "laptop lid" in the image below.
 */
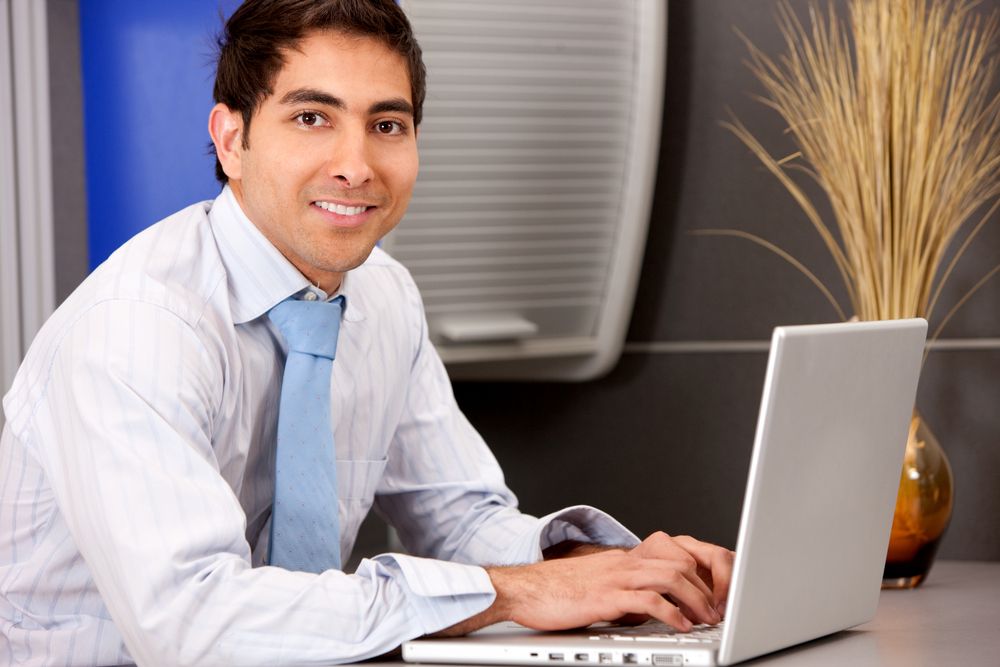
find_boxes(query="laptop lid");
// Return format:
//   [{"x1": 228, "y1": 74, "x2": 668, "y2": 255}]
[
  {"x1": 404, "y1": 319, "x2": 927, "y2": 667},
  {"x1": 718, "y1": 318, "x2": 926, "y2": 664}
]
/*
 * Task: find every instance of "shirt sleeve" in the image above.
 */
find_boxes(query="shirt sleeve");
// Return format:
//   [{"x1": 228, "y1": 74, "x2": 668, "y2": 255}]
[
  {"x1": 19, "y1": 298, "x2": 494, "y2": 666},
  {"x1": 374, "y1": 287, "x2": 639, "y2": 567}
]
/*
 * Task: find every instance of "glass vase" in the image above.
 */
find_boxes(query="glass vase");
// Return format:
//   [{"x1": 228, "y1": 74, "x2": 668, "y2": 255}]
[{"x1": 882, "y1": 410, "x2": 954, "y2": 589}]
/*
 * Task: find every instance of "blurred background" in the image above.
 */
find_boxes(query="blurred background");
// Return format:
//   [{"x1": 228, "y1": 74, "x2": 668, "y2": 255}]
[{"x1": 5, "y1": 0, "x2": 999, "y2": 562}]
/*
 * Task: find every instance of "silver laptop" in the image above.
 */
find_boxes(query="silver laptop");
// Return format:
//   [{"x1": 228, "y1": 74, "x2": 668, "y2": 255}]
[{"x1": 403, "y1": 319, "x2": 927, "y2": 666}]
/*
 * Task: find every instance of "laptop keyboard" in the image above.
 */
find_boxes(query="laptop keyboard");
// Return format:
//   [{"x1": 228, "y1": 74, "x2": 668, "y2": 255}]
[{"x1": 588, "y1": 621, "x2": 724, "y2": 645}]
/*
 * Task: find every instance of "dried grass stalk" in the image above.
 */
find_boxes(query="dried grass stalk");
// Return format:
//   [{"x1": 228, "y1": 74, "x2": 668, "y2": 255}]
[{"x1": 712, "y1": 0, "x2": 1000, "y2": 337}]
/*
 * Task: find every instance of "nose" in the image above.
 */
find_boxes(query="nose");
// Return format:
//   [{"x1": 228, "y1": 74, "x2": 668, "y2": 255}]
[{"x1": 328, "y1": 127, "x2": 375, "y2": 188}]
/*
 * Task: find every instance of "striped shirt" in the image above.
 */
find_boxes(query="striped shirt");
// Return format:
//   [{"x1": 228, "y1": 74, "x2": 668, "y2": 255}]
[{"x1": 0, "y1": 186, "x2": 637, "y2": 666}]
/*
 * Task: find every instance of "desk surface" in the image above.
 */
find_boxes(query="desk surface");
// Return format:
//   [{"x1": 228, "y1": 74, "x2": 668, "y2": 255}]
[
  {"x1": 738, "y1": 559, "x2": 1000, "y2": 665},
  {"x1": 373, "y1": 560, "x2": 1000, "y2": 667}
]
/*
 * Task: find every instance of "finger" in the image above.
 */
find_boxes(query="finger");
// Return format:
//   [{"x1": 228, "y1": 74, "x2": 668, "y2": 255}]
[
  {"x1": 672, "y1": 536, "x2": 736, "y2": 609},
  {"x1": 631, "y1": 531, "x2": 692, "y2": 563},
  {"x1": 623, "y1": 558, "x2": 715, "y2": 607},
  {"x1": 633, "y1": 535, "x2": 715, "y2": 598},
  {"x1": 654, "y1": 558, "x2": 715, "y2": 606},
  {"x1": 613, "y1": 612, "x2": 651, "y2": 627},
  {"x1": 627, "y1": 561, "x2": 721, "y2": 625},
  {"x1": 707, "y1": 549, "x2": 736, "y2": 614},
  {"x1": 620, "y1": 590, "x2": 692, "y2": 632}
]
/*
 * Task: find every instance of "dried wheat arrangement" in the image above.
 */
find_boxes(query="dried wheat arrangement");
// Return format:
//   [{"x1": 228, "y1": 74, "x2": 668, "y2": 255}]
[{"x1": 706, "y1": 0, "x2": 1000, "y2": 337}]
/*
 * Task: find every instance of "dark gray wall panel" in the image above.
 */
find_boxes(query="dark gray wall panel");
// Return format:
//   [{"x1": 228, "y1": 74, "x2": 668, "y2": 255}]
[
  {"x1": 48, "y1": 0, "x2": 89, "y2": 304},
  {"x1": 456, "y1": 352, "x2": 767, "y2": 549},
  {"x1": 630, "y1": 0, "x2": 1000, "y2": 343},
  {"x1": 457, "y1": 346, "x2": 1000, "y2": 562},
  {"x1": 916, "y1": 350, "x2": 1000, "y2": 560}
]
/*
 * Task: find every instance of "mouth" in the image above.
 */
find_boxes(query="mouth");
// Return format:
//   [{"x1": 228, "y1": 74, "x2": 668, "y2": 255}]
[
  {"x1": 311, "y1": 200, "x2": 376, "y2": 227},
  {"x1": 314, "y1": 200, "x2": 370, "y2": 215}
]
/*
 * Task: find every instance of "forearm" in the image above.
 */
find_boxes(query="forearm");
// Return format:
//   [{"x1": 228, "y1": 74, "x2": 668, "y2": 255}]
[{"x1": 95, "y1": 552, "x2": 496, "y2": 666}]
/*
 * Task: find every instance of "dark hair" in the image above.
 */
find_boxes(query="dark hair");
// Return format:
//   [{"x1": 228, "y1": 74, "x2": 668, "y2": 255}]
[{"x1": 212, "y1": 0, "x2": 425, "y2": 184}]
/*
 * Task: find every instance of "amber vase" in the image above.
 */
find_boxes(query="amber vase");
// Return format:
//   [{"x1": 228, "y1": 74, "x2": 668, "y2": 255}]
[{"x1": 882, "y1": 410, "x2": 954, "y2": 589}]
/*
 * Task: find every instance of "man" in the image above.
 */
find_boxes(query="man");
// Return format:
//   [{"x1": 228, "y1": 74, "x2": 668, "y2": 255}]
[{"x1": 0, "y1": 1, "x2": 733, "y2": 665}]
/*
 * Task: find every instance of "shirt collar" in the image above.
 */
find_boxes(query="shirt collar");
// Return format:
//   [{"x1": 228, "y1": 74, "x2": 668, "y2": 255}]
[{"x1": 208, "y1": 185, "x2": 366, "y2": 324}]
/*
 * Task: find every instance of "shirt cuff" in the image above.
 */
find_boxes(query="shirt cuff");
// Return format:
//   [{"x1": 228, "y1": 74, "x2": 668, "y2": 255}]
[
  {"x1": 502, "y1": 505, "x2": 641, "y2": 564},
  {"x1": 368, "y1": 553, "x2": 496, "y2": 636}
]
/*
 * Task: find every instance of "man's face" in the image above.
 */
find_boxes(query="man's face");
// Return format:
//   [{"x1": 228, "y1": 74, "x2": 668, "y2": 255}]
[{"x1": 212, "y1": 31, "x2": 418, "y2": 292}]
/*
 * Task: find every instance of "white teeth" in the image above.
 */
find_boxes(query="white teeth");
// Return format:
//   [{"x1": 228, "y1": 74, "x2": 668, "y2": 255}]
[{"x1": 315, "y1": 201, "x2": 368, "y2": 216}]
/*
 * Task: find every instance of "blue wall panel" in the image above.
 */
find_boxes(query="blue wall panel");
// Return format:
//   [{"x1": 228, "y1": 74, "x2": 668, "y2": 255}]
[{"x1": 80, "y1": 1, "x2": 240, "y2": 268}]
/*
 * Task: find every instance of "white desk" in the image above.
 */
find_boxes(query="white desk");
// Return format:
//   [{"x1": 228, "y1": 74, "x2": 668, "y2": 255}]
[
  {"x1": 735, "y1": 560, "x2": 1000, "y2": 665},
  {"x1": 369, "y1": 560, "x2": 1000, "y2": 667}
]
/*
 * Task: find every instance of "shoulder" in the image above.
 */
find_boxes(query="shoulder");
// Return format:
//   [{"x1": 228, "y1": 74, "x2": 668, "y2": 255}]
[
  {"x1": 3, "y1": 200, "x2": 231, "y2": 435},
  {"x1": 85, "y1": 200, "x2": 228, "y2": 325}
]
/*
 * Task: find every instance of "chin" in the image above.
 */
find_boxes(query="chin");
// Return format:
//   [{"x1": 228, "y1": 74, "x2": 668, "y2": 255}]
[{"x1": 321, "y1": 249, "x2": 377, "y2": 274}]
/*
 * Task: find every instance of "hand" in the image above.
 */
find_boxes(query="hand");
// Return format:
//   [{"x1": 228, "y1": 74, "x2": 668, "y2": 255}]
[
  {"x1": 628, "y1": 532, "x2": 735, "y2": 619},
  {"x1": 498, "y1": 545, "x2": 727, "y2": 631},
  {"x1": 439, "y1": 547, "x2": 725, "y2": 638},
  {"x1": 544, "y1": 533, "x2": 735, "y2": 619}
]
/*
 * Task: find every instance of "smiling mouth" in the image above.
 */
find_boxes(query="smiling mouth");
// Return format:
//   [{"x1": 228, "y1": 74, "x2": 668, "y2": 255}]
[{"x1": 313, "y1": 201, "x2": 371, "y2": 216}]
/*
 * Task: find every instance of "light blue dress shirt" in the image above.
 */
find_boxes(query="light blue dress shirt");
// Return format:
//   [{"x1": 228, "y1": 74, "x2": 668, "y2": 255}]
[{"x1": 0, "y1": 186, "x2": 638, "y2": 666}]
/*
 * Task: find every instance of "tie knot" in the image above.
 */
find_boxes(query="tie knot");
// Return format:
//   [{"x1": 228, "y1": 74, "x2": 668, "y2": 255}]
[{"x1": 268, "y1": 295, "x2": 344, "y2": 359}]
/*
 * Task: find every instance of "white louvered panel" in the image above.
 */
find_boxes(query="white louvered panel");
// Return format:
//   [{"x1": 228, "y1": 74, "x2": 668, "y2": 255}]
[
  {"x1": 386, "y1": 1, "x2": 665, "y2": 377},
  {"x1": 1, "y1": 0, "x2": 56, "y2": 415}
]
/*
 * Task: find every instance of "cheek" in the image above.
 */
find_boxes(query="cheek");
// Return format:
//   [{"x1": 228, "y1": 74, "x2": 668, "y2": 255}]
[
  {"x1": 241, "y1": 155, "x2": 297, "y2": 225},
  {"x1": 386, "y1": 151, "x2": 419, "y2": 194},
  {"x1": 248, "y1": 135, "x2": 314, "y2": 186}
]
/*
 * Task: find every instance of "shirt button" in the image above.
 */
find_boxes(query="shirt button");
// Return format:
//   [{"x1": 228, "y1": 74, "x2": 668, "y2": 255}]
[{"x1": 303, "y1": 292, "x2": 318, "y2": 301}]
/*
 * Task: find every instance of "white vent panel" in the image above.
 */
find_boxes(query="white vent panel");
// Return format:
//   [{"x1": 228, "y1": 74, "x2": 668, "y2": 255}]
[{"x1": 385, "y1": 0, "x2": 665, "y2": 379}]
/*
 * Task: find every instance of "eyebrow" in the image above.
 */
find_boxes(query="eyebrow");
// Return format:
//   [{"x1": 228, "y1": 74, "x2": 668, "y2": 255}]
[
  {"x1": 279, "y1": 87, "x2": 344, "y2": 109},
  {"x1": 368, "y1": 98, "x2": 414, "y2": 117},
  {"x1": 278, "y1": 87, "x2": 413, "y2": 117}
]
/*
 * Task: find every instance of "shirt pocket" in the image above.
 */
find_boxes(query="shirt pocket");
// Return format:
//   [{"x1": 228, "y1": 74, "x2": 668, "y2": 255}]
[{"x1": 337, "y1": 457, "x2": 389, "y2": 559}]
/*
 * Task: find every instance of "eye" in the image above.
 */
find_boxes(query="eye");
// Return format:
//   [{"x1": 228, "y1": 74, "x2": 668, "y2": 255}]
[
  {"x1": 375, "y1": 120, "x2": 406, "y2": 135},
  {"x1": 294, "y1": 111, "x2": 329, "y2": 128}
]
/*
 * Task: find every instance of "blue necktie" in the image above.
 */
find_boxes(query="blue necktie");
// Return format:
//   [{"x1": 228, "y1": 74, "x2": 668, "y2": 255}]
[{"x1": 267, "y1": 295, "x2": 345, "y2": 572}]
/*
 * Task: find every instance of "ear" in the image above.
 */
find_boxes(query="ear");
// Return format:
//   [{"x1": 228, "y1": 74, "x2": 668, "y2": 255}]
[{"x1": 209, "y1": 103, "x2": 244, "y2": 181}]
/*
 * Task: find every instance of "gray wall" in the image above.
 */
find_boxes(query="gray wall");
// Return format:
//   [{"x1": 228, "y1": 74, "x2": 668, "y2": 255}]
[{"x1": 47, "y1": 1, "x2": 1000, "y2": 562}]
